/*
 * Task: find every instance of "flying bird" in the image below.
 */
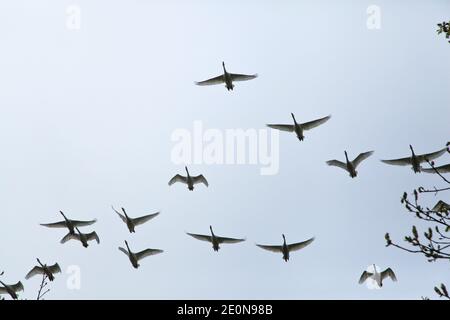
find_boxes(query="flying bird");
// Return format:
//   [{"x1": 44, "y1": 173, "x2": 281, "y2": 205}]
[
  {"x1": 169, "y1": 166, "x2": 208, "y2": 191},
  {"x1": 40, "y1": 211, "x2": 97, "y2": 234},
  {"x1": 60, "y1": 227, "x2": 100, "y2": 248},
  {"x1": 112, "y1": 206, "x2": 160, "y2": 233},
  {"x1": 359, "y1": 265, "x2": 397, "y2": 287},
  {"x1": 256, "y1": 234, "x2": 314, "y2": 262},
  {"x1": 326, "y1": 150, "x2": 374, "y2": 178},
  {"x1": 186, "y1": 226, "x2": 245, "y2": 252},
  {"x1": 381, "y1": 145, "x2": 447, "y2": 173},
  {"x1": 118, "y1": 240, "x2": 163, "y2": 269},
  {"x1": 267, "y1": 113, "x2": 331, "y2": 141},
  {"x1": 25, "y1": 259, "x2": 61, "y2": 282},
  {"x1": 422, "y1": 164, "x2": 450, "y2": 174},
  {"x1": 0, "y1": 281, "x2": 24, "y2": 300},
  {"x1": 195, "y1": 61, "x2": 257, "y2": 91}
]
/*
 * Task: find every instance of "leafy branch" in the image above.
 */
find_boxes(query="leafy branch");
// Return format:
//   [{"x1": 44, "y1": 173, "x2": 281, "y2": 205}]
[{"x1": 437, "y1": 21, "x2": 450, "y2": 43}]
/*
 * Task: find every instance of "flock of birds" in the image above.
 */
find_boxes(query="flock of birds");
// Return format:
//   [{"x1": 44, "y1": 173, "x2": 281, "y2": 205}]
[{"x1": 1, "y1": 62, "x2": 450, "y2": 299}]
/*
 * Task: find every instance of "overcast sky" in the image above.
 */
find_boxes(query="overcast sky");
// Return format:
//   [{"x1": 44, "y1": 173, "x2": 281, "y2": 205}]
[{"x1": 0, "y1": 0, "x2": 449, "y2": 299}]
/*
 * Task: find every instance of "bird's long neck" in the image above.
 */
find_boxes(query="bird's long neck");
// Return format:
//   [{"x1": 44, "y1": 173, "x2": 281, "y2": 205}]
[
  {"x1": 60, "y1": 211, "x2": 68, "y2": 222},
  {"x1": 185, "y1": 166, "x2": 190, "y2": 177},
  {"x1": 373, "y1": 264, "x2": 377, "y2": 274},
  {"x1": 125, "y1": 241, "x2": 131, "y2": 252},
  {"x1": 210, "y1": 226, "x2": 214, "y2": 237},
  {"x1": 282, "y1": 234, "x2": 286, "y2": 245},
  {"x1": 222, "y1": 61, "x2": 227, "y2": 74},
  {"x1": 291, "y1": 113, "x2": 297, "y2": 125},
  {"x1": 122, "y1": 208, "x2": 129, "y2": 219},
  {"x1": 37, "y1": 259, "x2": 44, "y2": 267},
  {"x1": 409, "y1": 145, "x2": 415, "y2": 157},
  {"x1": 344, "y1": 151, "x2": 349, "y2": 163}
]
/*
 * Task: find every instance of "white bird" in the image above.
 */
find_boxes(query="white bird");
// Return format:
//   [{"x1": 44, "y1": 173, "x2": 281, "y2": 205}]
[
  {"x1": 25, "y1": 258, "x2": 61, "y2": 282},
  {"x1": 112, "y1": 206, "x2": 160, "y2": 233},
  {"x1": 359, "y1": 265, "x2": 397, "y2": 287},
  {"x1": 267, "y1": 113, "x2": 331, "y2": 141},
  {"x1": 169, "y1": 166, "x2": 208, "y2": 191},
  {"x1": 256, "y1": 234, "x2": 314, "y2": 262},
  {"x1": 422, "y1": 164, "x2": 450, "y2": 174},
  {"x1": 195, "y1": 62, "x2": 257, "y2": 91},
  {"x1": 186, "y1": 226, "x2": 246, "y2": 252},
  {"x1": 326, "y1": 150, "x2": 374, "y2": 178},
  {"x1": 60, "y1": 227, "x2": 100, "y2": 248},
  {"x1": 381, "y1": 145, "x2": 447, "y2": 173},
  {"x1": 40, "y1": 211, "x2": 97, "y2": 234},
  {"x1": 118, "y1": 240, "x2": 163, "y2": 269},
  {"x1": 0, "y1": 280, "x2": 24, "y2": 300}
]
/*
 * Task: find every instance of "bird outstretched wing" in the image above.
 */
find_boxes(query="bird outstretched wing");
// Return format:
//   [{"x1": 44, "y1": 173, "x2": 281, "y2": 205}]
[
  {"x1": 326, "y1": 160, "x2": 348, "y2": 171},
  {"x1": 229, "y1": 73, "x2": 258, "y2": 82},
  {"x1": 301, "y1": 115, "x2": 331, "y2": 131},
  {"x1": 353, "y1": 151, "x2": 374, "y2": 168},
  {"x1": 136, "y1": 248, "x2": 164, "y2": 261},
  {"x1": 287, "y1": 237, "x2": 315, "y2": 252},
  {"x1": 266, "y1": 124, "x2": 295, "y2": 132},
  {"x1": 255, "y1": 244, "x2": 283, "y2": 253},
  {"x1": 358, "y1": 271, "x2": 373, "y2": 284},
  {"x1": 381, "y1": 268, "x2": 397, "y2": 282},
  {"x1": 186, "y1": 233, "x2": 212, "y2": 243},
  {"x1": 192, "y1": 175, "x2": 208, "y2": 187},
  {"x1": 132, "y1": 212, "x2": 160, "y2": 226},
  {"x1": 195, "y1": 75, "x2": 224, "y2": 86},
  {"x1": 168, "y1": 174, "x2": 187, "y2": 186}
]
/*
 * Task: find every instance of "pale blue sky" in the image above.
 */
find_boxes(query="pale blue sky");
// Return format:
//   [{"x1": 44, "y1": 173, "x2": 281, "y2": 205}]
[{"x1": 0, "y1": 0, "x2": 449, "y2": 299}]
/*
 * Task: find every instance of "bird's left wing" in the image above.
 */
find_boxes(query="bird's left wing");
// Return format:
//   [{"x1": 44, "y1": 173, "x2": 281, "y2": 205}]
[
  {"x1": 136, "y1": 248, "x2": 164, "y2": 261},
  {"x1": 216, "y1": 236, "x2": 246, "y2": 244},
  {"x1": 229, "y1": 73, "x2": 258, "y2": 82},
  {"x1": 186, "y1": 233, "x2": 212, "y2": 243},
  {"x1": 192, "y1": 175, "x2": 209, "y2": 187},
  {"x1": 48, "y1": 263, "x2": 62, "y2": 275},
  {"x1": 422, "y1": 164, "x2": 450, "y2": 174},
  {"x1": 417, "y1": 148, "x2": 447, "y2": 162},
  {"x1": 87, "y1": 232, "x2": 100, "y2": 244},
  {"x1": 381, "y1": 268, "x2": 397, "y2": 282},
  {"x1": 301, "y1": 115, "x2": 331, "y2": 131},
  {"x1": 132, "y1": 212, "x2": 160, "y2": 226},
  {"x1": 287, "y1": 237, "x2": 315, "y2": 252},
  {"x1": 353, "y1": 151, "x2": 374, "y2": 168}
]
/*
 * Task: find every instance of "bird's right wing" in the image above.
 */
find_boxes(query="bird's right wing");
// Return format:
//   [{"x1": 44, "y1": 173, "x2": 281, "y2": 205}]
[
  {"x1": 255, "y1": 244, "x2": 283, "y2": 253},
  {"x1": 417, "y1": 148, "x2": 447, "y2": 162},
  {"x1": 132, "y1": 212, "x2": 160, "y2": 226},
  {"x1": 111, "y1": 206, "x2": 127, "y2": 223},
  {"x1": 381, "y1": 268, "x2": 397, "y2": 282},
  {"x1": 422, "y1": 164, "x2": 450, "y2": 174},
  {"x1": 358, "y1": 271, "x2": 373, "y2": 284},
  {"x1": 25, "y1": 266, "x2": 44, "y2": 280},
  {"x1": 168, "y1": 174, "x2": 187, "y2": 186},
  {"x1": 136, "y1": 248, "x2": 164, "y2": 261},
  {"x1": 352, "y1": 151, "x2": 374, "y2": 168},
  {"x1": 380, "y1": 157, "x2": 412, "y2": 166},
  {"x1": 0, "y1": 287, "x2": 7, "y2": 294},
  {"x1": 301, "y1": 115, "x2": 331, "y2": 131},
  {"x1": 69, "y1": 219, "x2": 97, "y2": 227},
  {"x1": 118, "y1": 247, "x2": 130, "y2": 257},
  {"x1": 195, "y1": 75, "x2": 224, "y2": 86},
  {"x1": 40, "y1": 221, "x2": 67, "y2": 228},
  {"x1": 326, "y1": 160, "x2": 348, "y2": 171},
  {"x1": 48, "y1": 263, "x2": 62, "y2": 274},
  {"x1": 266, "y1": 124, "x2": 295, "y2": 132},
  {"x1": 186, "y1": 233, "x2": 212, "y2": 243},
  {"x1": 60, "y1": 233, "x2": 79, "y2": 244},
  {"x1": 287, "y1": 237, "x2": 315, "y2": 252}
]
